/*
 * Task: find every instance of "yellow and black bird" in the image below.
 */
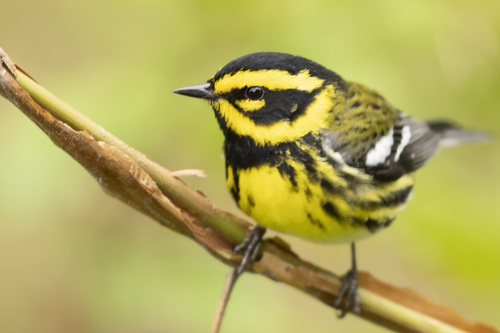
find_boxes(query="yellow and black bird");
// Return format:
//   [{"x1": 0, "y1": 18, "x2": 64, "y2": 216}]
[{"x1": 173, "y1": 52, "x2": 486, "y2": 316}]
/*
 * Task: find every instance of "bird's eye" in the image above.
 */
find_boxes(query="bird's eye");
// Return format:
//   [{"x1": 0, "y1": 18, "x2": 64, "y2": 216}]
[{"x1": 245, "y1": 86, "x2": 265, "y2": 100}]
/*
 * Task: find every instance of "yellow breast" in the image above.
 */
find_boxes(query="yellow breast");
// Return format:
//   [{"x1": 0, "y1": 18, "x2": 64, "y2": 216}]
[
  {"x1": 226, "y1": 159, "x2": 414, "y2": 244},
  {"x1": 227, "y1": 163, "x2": 367, "y2": 243}
]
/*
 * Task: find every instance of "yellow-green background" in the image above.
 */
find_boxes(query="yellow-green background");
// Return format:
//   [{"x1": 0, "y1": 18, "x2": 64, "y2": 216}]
[{"x1": 1, "y1": 1, "x2": 499, "y2": 332}]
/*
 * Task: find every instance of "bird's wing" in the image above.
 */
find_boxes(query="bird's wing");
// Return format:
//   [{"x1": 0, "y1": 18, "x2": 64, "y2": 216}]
[
  {"x1": 350, "y1": 114, "x2": 441, "y2": 182},
  {"x1": 393, "y1": 115, "x2": 441, "y2": 173},
  {"x1": 323, "y1": 82, "x2": 488, "y2": 182},
  {"x1": 324, "y1": 108, "x2": 441, "y2": 182},
  {"x1": 323, "y1": 82, "x2": 399, "y2": 167}
]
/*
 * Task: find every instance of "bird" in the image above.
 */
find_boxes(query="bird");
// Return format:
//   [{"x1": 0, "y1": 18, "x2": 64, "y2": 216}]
[{"x1": 173, "y1": 52, "x2": 487, "y2": 317}]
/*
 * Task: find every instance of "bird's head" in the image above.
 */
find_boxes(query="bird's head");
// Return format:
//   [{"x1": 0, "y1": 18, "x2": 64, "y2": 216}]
[{"x1": 173, "y1": 52, "x2": 345, "y2": 145}]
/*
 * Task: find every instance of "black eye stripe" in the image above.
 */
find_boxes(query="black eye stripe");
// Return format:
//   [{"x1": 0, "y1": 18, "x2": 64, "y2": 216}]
[{"x1": 245, "y1": 86, "x2": 265, "y2": 100}]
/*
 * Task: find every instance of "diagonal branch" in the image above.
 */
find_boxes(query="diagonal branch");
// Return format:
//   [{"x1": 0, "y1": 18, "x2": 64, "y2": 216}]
[{"x1": 0, "y1": 47, "x2": 496, "y2": 333}]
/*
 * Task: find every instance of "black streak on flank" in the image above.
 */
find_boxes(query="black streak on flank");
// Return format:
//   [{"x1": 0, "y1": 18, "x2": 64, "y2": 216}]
[
  {"x1": 362, "y1": 186, "x2": 413, "y2": 208},
  {"x1": 365, "y1": 219, "x2": 382, "y2": 233},
  {"x1": 227, "y1": 164, "x2": 241, "y2": 203},
  {"x1": 322, "y1": 201, "x2": 340, "y2": 219},
  {"x1": 383, "y1": 218, "x2": 395, "y2": 228},
  {"x1": 307, "y1": 213, "x2": 326, "y2": 230},
  {"x1": 304, "y1": 186, "x2": 312, "y2": 199},
  {"x1": 277, "y1": 162, "x2": 297, "y2": 187},
  {"x1": 287, "y1": 142, "x2": 320, "y2": 182},
  {"x1": 248, "y1": 195, "x2": 256, "y2": 207},
  {"x1": 320, "y1": 179, "x2": 335, "y2": 194}
]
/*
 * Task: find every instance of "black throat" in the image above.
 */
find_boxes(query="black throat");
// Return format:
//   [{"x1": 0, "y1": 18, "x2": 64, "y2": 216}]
[{"x1": 223, "y1": 129, "x2": 286, "y2": 170}]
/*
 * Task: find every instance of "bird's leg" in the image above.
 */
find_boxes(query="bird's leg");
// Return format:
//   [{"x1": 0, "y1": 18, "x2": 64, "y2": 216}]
[
  {"x1": 334, "y1": 242, "x2": 361, "y2": 318},
  {"x1": 233, "y1": 225, "x2": 267, "y2": 278}
]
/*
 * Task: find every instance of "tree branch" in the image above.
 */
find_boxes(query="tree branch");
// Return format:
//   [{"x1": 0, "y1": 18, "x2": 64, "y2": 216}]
[{"x1": 0, "y1": 47, "x2": 496, "y2": 333}]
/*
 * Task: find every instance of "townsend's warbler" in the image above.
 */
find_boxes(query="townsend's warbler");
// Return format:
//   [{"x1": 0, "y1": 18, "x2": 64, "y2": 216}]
[{"x1": 173, "y1": 52, "x2": 486, "y2": 316}]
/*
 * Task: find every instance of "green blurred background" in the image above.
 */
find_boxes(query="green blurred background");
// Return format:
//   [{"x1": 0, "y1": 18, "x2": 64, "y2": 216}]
[{"x1": 1, "y1": 0, "x2": 499, "y2": 332}]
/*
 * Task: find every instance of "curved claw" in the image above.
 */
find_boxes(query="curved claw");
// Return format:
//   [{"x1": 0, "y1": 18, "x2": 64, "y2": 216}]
[
  {"x1": 234, "y1": 226, "x2": 267, "y2": 277},
  {"x1": 334, "y1": 268, "x2": 361, "y2": 318}
]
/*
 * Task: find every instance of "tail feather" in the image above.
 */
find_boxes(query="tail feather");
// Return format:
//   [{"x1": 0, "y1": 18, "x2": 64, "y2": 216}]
[{"x1": 427, "y1": 120, "x2": 491, "y2": 147}]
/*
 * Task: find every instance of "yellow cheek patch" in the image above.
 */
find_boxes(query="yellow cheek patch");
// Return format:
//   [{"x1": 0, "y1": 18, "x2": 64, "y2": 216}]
[
  {"x1": 214, "y1": 85, "x2": 335, "y2": 145},
  {"x1": 235, "y1": 99, "x2": 265, "y2": 112},
  {"x1": 214, "y1": 69, "x2": 324, "y2": 94}
]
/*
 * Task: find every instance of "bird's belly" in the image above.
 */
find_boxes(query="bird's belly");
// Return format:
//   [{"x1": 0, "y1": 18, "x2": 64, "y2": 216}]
[{"x1": 226, "y1": 164, "x2": 377, "y2": 243}]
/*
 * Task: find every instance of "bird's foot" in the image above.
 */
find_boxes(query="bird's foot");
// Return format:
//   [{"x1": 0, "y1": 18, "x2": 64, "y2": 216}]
[
  {"x1": 333, "y1": 268, "x2": 361, "y2": 318},
  {"x1": 233, "y1": 226, "x2": 266, "y2": 277}
]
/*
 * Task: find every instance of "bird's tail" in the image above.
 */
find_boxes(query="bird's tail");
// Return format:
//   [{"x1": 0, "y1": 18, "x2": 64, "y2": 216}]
[{"x1": 427, "y1": 120, "x2": 491, "y2": 147}]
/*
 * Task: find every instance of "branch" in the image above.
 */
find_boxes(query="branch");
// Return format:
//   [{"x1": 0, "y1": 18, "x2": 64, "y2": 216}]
[{"x1": 0, "y1": 47, "x2": 496, "y2": 333}]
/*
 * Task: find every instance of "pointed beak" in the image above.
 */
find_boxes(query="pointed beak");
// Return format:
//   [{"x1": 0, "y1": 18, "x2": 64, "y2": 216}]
[{"x1": 172, "y1": 82, "x2": 217, "y2": 101}]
